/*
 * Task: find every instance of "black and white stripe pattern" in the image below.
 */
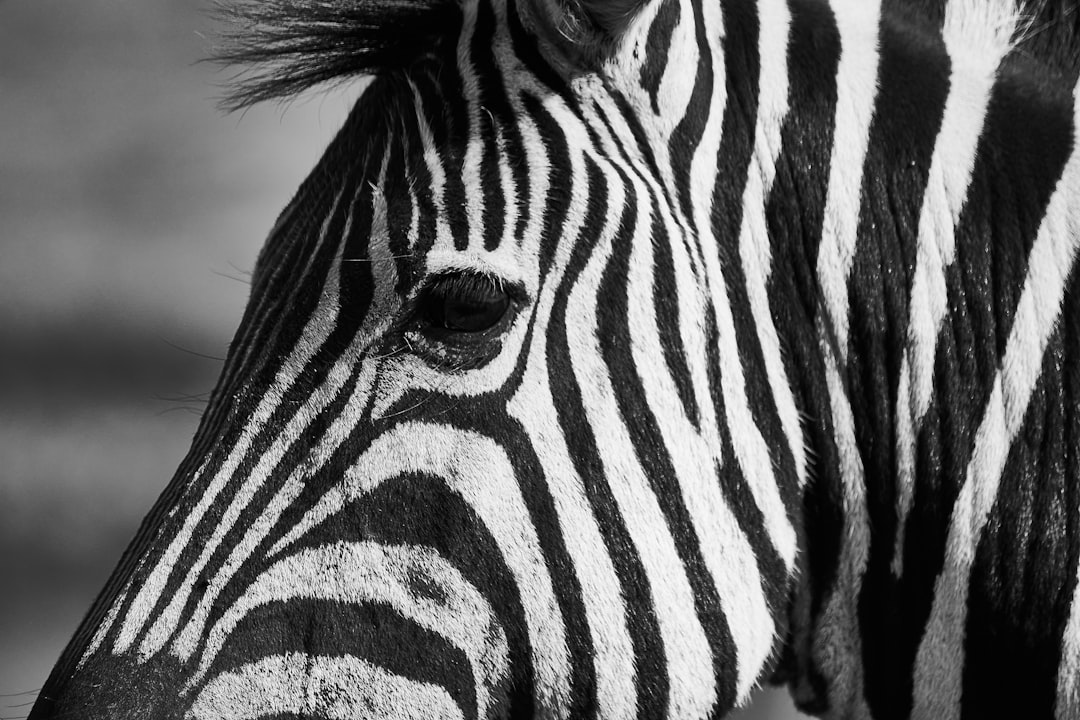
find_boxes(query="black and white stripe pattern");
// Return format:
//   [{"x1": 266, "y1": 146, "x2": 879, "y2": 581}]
[{"x1": 30, "y1": 0, "x2": 1080, "y2": 718}]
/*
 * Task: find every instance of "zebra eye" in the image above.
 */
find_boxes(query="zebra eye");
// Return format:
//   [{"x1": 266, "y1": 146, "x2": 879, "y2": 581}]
[{"x1": 419, "y1": 273, "x2": 511, "y2": 334}]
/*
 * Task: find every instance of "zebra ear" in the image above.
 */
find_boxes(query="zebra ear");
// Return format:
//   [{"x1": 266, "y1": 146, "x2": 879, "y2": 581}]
[{"x1": 519, "y1": 0, "x2": 650, "y2": 65}]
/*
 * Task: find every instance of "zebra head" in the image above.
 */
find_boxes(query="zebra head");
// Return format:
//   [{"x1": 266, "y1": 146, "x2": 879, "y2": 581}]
[{"x1": 33, "y1": 0, "x2": 809, "y2": 718}]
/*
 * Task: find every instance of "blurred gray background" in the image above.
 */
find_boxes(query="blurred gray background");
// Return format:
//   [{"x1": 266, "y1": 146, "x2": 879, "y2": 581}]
[{"x1": 0, "y1": 1, "x2": 807, "y2": 717}]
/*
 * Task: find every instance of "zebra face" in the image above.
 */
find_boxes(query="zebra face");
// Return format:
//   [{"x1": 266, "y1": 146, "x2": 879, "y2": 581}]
[{"x1": 32, "y1": 0, "x2": 804, "y2": 718}]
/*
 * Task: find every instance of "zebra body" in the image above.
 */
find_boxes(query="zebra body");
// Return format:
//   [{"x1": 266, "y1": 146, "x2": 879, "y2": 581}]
[{"x1": 30, "y1": 0, "x2": 1080, "y2": 718}]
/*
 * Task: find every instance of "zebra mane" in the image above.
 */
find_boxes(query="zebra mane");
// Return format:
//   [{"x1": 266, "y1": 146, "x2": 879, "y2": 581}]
[
  {"x1": 213, "y1": 0, "x2": 458, "y2": 110},
  {"x1": 1014, "y1": 0, "x2": 1080, "y2": 82}
]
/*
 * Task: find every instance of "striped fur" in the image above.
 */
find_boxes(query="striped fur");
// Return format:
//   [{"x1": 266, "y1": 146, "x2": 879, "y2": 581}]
[{"x1": 30, "y1": 0, "x2": 1080, "y2": 718}]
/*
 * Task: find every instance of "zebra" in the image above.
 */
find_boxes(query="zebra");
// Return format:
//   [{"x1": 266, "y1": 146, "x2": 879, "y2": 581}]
[{"x1": 27, "y1": 0, "x2": 1080, "y2": 717}]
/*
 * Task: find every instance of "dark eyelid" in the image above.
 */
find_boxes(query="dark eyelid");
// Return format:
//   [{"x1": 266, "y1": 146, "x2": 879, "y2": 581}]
[{"x1": 415, "y1": 271, "x2": 515, "y2": 335}]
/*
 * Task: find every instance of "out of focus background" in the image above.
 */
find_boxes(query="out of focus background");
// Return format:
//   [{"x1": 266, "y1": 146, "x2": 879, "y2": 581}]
[{"x1": 0, "y1": 1, "x2": 806, "y2": 717}]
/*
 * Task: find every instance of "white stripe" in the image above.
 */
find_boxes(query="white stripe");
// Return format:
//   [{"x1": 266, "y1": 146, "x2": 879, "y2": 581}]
[
  {"x1": 814, "y1": 330, "x2": 873, "y2": 718},
  {"x1": 136, "y1": 179, "x2": 384, "y2": 660},
  {"x1": 408, "y1": 78, "x2": 454, "y2": 256},
  {"x1": 893, "y1": 0, "x2": 1019, "y2": 577},
  {"x1": 272, "y1": 422, "x2": 573, "y2": 718},
  {"x1": 171, "y1": 360, "x2": 379, "y2": 662},
  {"x1": 495, "y1": 124, "x2": 520, "y2": 255},
  {"x1": 583, "y1": 77, "x2": 780, "y2": 700},
  {"x1": 508, "y1": 368, "x2": 637, "y2": 720},
  {"x1": 683, "y1": 0, "x2": 800, "y2": 649},
  {"x1": 81, "y1": 577, "x2": 133, "y2": 665},
  {"x1": 507, "y1": 102, "x2": 639, "y2": 720},
  {"x1": 115, "y1": 185, "x2": 352, "y2": 656},
  {"x1": 1059, "y1": 513, "x2": 1080, "y2": 716},
  {"x1": 604, "y1": 0, "x2": 699, "y2": 216},
  {"x1": 190, "y1": 541, "x2": 509, "y2": 717},
  {"x1": 564, "y1": 161, "x2": 716, "y2": 719},
  {"x1": 804, "y1": 6, "x2": 881, "y2": 709},
  {"x1": 691, "y1": 0, "x2": 799, "y2": 583},
  {"x1": 678, "y1": 0, "x2": 728, "y2": 467},
  {"x1": 173, "y1": 140, "x2": 401, "y2": 660},
  {"x1": 915, "y1": 78, "x2": 1080, "y2": 719},
  {"x1": 740, "y1": 0, "x2": 807, "y2": 493},
  {"x1": 815, "y1": 0, "x2": 881, "y2": 367},
  {"x1": 188, "y1": 653, "x2": 464, "y2": 720},
  {"x1": 172, "y1": 142, "x2": 405, "y2": 661},
  {"x1": 458, "y1": 0, "x2": 486, "y2": 253},
  {"x1": 622, "y1": 168, "x2": 773, "y2": 703}
]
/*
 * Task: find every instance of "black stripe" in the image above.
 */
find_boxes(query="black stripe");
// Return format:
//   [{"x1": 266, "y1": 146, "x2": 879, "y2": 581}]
[
  {"x1": 548, "y1": 157, "x2": 666, "y2": 718},
  {"x1": 896, "y1": 48, "x2": 1074, "y2": 717},
  {"x1": 639, "y1": 0, "x2": 679, "y2": 114},
  {"x1": 185, "y1": 361, "x2": 370, "y2": 666},
  {"x1": 961, "y1": 257, "x2": 1080, "y2": 718},
  {"x1": 385, "y1": 119, "x2": 418, "y2": 296},
  {"x1": 605, "y1": 60, "x2": 705, "y2": 432},
  {"x1": 668, "y1": 0, "x2": 711, "y2": 250},
  {"x1": 762, "y1": 0, "x2": 842, "y2": 708},
  {"x1": 597, "y1": 161, "x2": 739, "y2": 712},
  {"x1": 710, "y1": 0, "x2": 801, "y2": 536},
  {"x1": 140, "y1": 154, "x2": 383, "y2": 644},
  {"x1": 294, "y1": 475, "x2": 535, "y2": 718},
  {"x1": 651, "y1": 209, "x2": 703, "y2": 428},
  {"x1": 850, "y1": 14, "x2": 950, "y2": 718},
  {"x1": 114, "y1": 153, "x2": 369, "y2": 656},
  {"x1": 471, "y1": 5, "x2": 531, "y2": 252},
  {"x1": 469, "y1": 0, "x2": 507, "y2": 252},
  {"x1": 505, "y1": 0, "x2": 574, "y2": 103},
  {"x1": 414, "y1": 391, "x2": 602, "y2": 719},
  {"x1": 208, "y1": 598, "x2": 478, "y2": 720},
  {"x1": 882, "y1": 0, "x2": 946, "y2": 30},
  {"x1": 522, "y1": 94, "x2": 574, "y2": 278}
]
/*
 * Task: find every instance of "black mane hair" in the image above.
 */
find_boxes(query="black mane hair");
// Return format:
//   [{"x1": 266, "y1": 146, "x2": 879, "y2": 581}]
[
  {"x1": 1015, "y1": 0, "x2": 1080, "y2": 84},
  {"x1": 213, "y1": 0, "x2": 459, "y2": 110}
]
